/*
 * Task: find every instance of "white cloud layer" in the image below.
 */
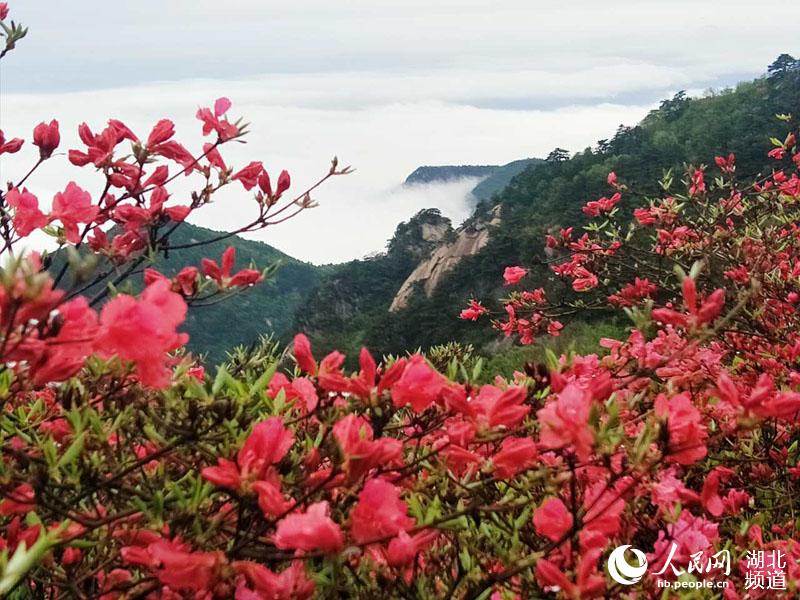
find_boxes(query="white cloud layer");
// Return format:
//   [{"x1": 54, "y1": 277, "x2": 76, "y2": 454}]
[
  {"x1": 0, "y1": 0, "x2": 796, "y2": 262},
  {"x1": 1, "y1": 80, "x2": 654, "y2": 262}
]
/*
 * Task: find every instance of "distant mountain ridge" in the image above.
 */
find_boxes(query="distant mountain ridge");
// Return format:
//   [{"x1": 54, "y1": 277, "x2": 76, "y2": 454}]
[
  {"x1": 404, "y1": 159, "x2": 543, "y2": 201},
  {"x1": 404, "y1": 165, "x2": 497, "y2": 184}
]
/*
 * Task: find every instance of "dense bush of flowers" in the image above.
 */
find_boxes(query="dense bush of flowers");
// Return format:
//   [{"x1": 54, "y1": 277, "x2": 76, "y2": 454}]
[
  {"x1": 3, "y1": 3, "x2": 800, "y2": 598},
  {"x1": 459, "y1": 111, "x2": 800, "y2": 596}
]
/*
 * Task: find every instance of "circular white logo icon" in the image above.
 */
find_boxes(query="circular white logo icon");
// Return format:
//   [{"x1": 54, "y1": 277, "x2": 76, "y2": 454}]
[{"x1": 607, "y1": 545, "x2": 648, "y2": 585}]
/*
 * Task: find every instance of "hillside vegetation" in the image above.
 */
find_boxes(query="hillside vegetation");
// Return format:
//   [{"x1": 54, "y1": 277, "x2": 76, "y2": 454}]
[
  {"x1": 293, "y1": 209, "x2": 455, "y2": 358},
  {"x1": 470, "y1": 157, "x2": 542, "y2": 200},
  {"x1": 298, "y1": 61, "x2": 800, "y2": 358},
  {"x1": 166, "y1": 225, "x2": 322, "y2": 362},
  {"x1": 51, "y1": 223, "x2": 323, "y2": 364},
  {"x1": 54, "y1": 61, "x2": 800, "y2": 365}
]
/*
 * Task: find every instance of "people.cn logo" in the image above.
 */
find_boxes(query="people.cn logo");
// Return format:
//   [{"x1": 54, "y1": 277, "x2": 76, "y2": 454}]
[{"x1": 607, "y1": 545, "x2": 648, "y2": 585}]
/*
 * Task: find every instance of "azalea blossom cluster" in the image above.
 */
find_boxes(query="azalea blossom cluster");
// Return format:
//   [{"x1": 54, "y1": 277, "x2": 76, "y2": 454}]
[
  {"x1": 454, "y1": 116, "x2": 800, "y2": 596},
  {"x1": 0, "y1": 2, "x2": 353, "y2": 388},
  {"x1": 0, "y1": 86, "x2": 343, "y2": 388},
  {"x1": 467, "y1": 120, "x2": 800, "y2": 360},
  {"x1": 7, "y1": 306, "x2": 800, "y2": 598},
  {"x1": 1, "y1": 148, "x2": 799, "y2": 600}
]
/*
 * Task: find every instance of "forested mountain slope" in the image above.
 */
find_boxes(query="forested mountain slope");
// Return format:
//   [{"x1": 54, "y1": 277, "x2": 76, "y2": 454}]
[
  {"x1": 167, "y1": 225, "x2": 322, "y2": 363},
  {"x1": 470, "y1": 158, "x2": 542, "y2": 200},
  {"x1": 57, "y1": 60, "x2": 799, "y2": 364},
  {"x1": 50, "y1": 223, "x2": 323, "y2": 364},
  {"x1": 298, "y1": 60, "x2": 800, "y2": 358}
]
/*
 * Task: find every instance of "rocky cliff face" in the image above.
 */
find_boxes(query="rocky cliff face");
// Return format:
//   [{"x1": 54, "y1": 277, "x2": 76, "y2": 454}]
[
  {"x1": 390, "y1": 206, "x2": 502, "y2": 312},
  {"x1": 291, "y1": 208, "x2": 457, "y2": 357},
  {"x1": 386, "y1": 209, "x2": 456, "y2": 259}
]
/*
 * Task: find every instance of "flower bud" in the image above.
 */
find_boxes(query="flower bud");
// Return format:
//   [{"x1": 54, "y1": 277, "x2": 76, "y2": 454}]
[
  {"x1": 33, "y1": 119, "x2": 60, "y2": 159},
  {"x1": 276, "y1": 170, "x2": 291, "y2": 197}
]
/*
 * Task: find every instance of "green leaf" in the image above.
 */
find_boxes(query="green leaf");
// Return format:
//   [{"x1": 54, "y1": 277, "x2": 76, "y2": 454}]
[
  {"x1": 424, "y1": 495, "x2": 442, "y2": 524},
  {"x1": 458, "y1": 547, "x2": 472, "y2": 571},
  {"x1": 249, "y1": 360, "x2": 279, "y2": 397},
  {"x1": 143, "y1": 423, "x2": 168, "y2": 445},
  {"x1": 57, "y1": 431, "x2": 86, "y2": 468},
  {"x1": 471, "y1": 357, "x2": 484, "y2": 381},
  {"x1": 544, "y1": 348, "x2": 560, "y2": 373},
  {"x1": 0, "y1": 523, "x2": 66, "y2": 595},
  {"x1": 212, "y1": 365, "x2": 232, "y2": 395}
]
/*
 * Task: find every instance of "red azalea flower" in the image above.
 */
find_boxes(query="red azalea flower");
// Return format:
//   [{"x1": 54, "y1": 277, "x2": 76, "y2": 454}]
[
  {"x1": 50, "y1": 182, "x2": 99, "y2": 243},
  {"x1": 196, "y1": 97, "x2": 239, "y2": 141},
  {"x1": 269, "y1": 372, "x2": 319, "y2": 413},
  {"x1": 5, "y1": 187, "x2": 48, "y2": 236},
  {"x1": 460, "y1": 299, "x2": 488, "y2": 321},
  {"x1": 0, "y1": 129, "x2": 23, "y2": 154},
  {"x1": 252, "y1": 477, "x2": 292, "y2": 518},
  {"x1": 201, "y1": 246, "x2": 263, "y2": 289},
  {"x1": 701, "y1": 466, "x2": 736, "y2": 517},
  {"x1": 444, "y1": 384, "x2": 531, "y2": 430},
  {"x1": 689, "y1": 168, "x2": 706, "y2": 195},
  {"x1": 0, "y1": 483, "x2": 35, "y2": 515},
  {"x1": 273, "y1": 501, "x2": 343, "y2": 554},
  {"x1": 470, "y1": 384, "x2": 530, "y2": 430},
  {"x1": 202, "y1": 417, "x2": 293, "y2": 491},
  {"x1": 350, "y1": 479, "x2": 414, "y2": 544},
  {"x1": 654, "y1": 392, "x2": 708, "y2": 465},
  {"x1": 276, "y1": 170, "x2": 291, "y2": 196},
  {"x1": 232, "y1": 161, "x2": 264, "y2": 191},
  {"x1": 204, "y1": 142, "x2": 227, "y2": 170},
  {"x1": 333, "y1": 414, "x2": 403, "y2": 482},
  {"x1": 533, "y1": 497, "x2": 572, "y2": 542},
  {"x1": 146, "y1": 119, "x2": 175, "y2": 148},
  {"x1": 503, "y1": 266, "x2": 527, "y2": 286},
  {"x1": 27, "y1": 296, "x2": 99, "y2": 385},
  {"x1": 346, "y1": 347, "x2": 378, "y2": 399},
  {"x1": 387, "y1": 530, "x2": 438, "y2": 568},
  {"x1": 391, "y1": 355, "x2": 449, "y2": 412},
  {"x1": 317, "y1": 350, "x2": 350, "y2": 392},
  {"x1": 95, "y1": 279, "x2": 188, "y2": 388},
  {"x1": 491, "y1": 436, "x2": 538, "y2": 479},
  {"x1": 123, "y1": 538, "x2": 225, "y2": 593},
  {"x1": 572, "y1": 266, "x2": 598, "y2": 292},
  {"x1": 257, "y1": 169, "x2": 292, "y2": 200},
  {"x1": 547, "y1": 320, "x2": 564, "y2": 336},
  {"x1": 537, "y1": 383, "x2": 594, "y2": 460},
  {"x1": 714, "y1": 153, "x2": 736, "y2": 174},
  {"x1": 292, "y1": 333, "x2": 317, "y2": 375},
  {"x1": 232, "y1": 560, "x2": 315, "y2": 600},
  {"x1": 238, "y1": 418, "x2": 294, "y2": 479}
]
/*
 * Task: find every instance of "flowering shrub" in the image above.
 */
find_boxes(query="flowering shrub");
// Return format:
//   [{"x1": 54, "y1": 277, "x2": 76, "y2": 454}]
[
  {"x1": 4, "y1": 3, "x2": 800, "y2": 598},
  {"x1": 457, "y1": 113, "x2": 800, "y2": 596}
]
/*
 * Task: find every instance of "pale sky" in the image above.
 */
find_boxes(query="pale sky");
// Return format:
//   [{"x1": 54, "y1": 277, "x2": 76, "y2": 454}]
[{"x1": 1, "y1": 1, "x2": 797, "y2": 263}]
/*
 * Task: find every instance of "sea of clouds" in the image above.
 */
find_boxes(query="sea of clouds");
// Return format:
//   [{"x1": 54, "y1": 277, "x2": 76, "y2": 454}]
[
  {"x1": 1, "y1": 84, "x2": 655, "y2": 263},
  {"x1": 1, "y1": 0, "x2": 795, "y2": 263}
]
